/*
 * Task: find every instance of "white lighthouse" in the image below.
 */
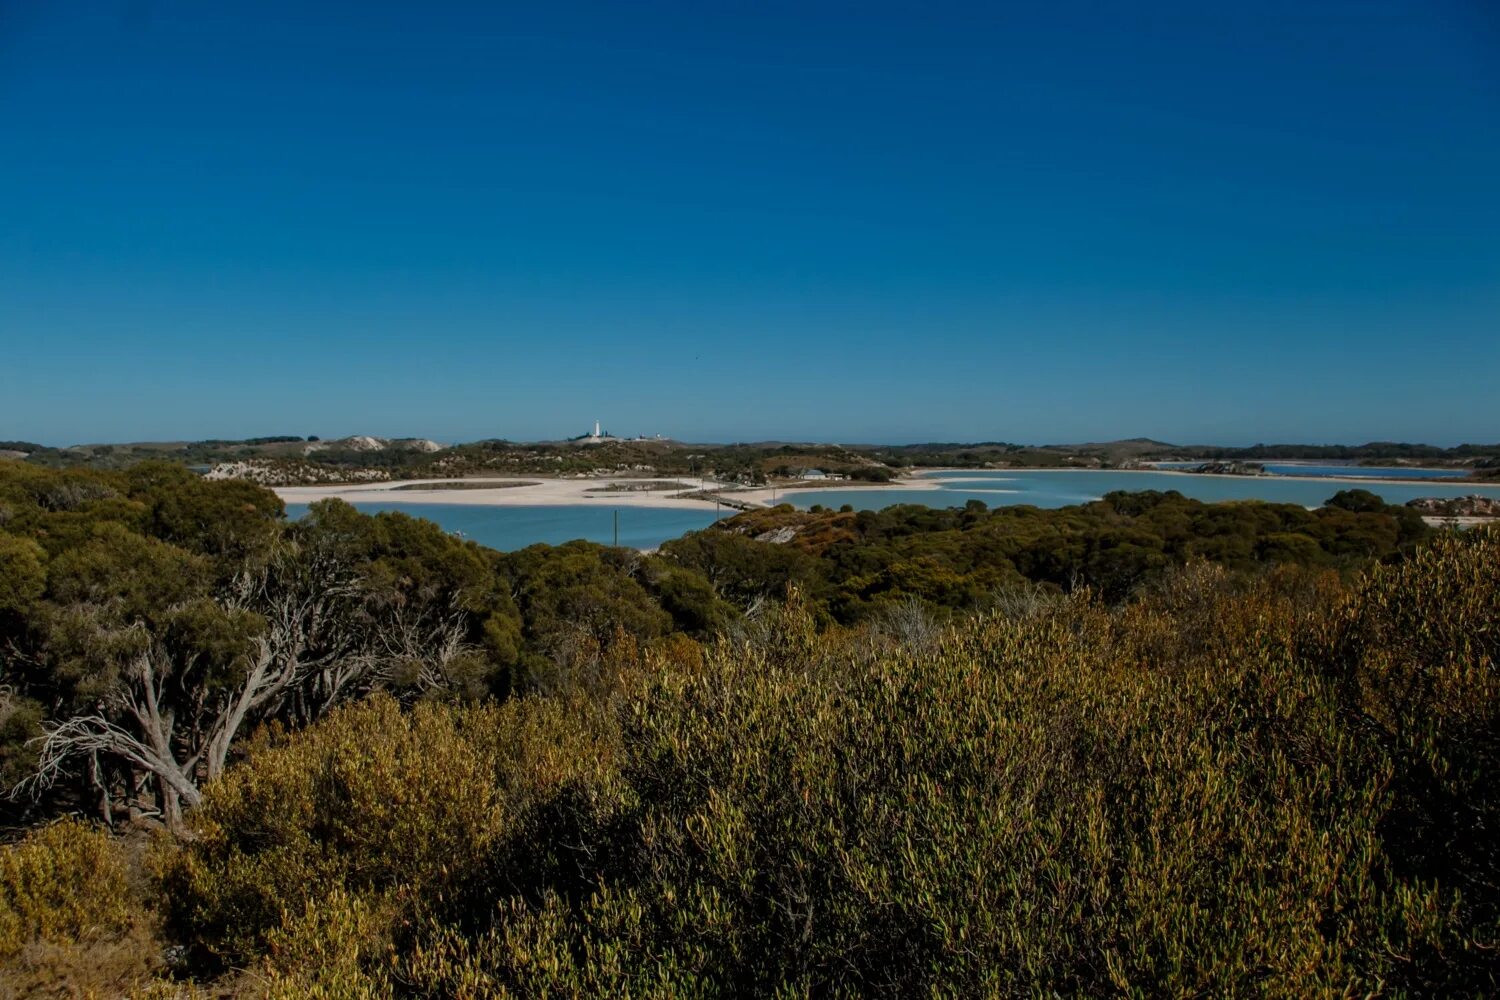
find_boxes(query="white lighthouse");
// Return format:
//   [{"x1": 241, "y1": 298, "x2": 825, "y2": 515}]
[{"x1": 573, "y1": 420, "x2": 610, "y2": 445}]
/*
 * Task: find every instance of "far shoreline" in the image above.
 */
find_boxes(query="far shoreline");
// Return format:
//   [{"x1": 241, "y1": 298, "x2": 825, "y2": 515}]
[
  {"x1": 274, "y1": 465, "x2": 1500, "y2": 516},
  {"x1": 277, "y1": 477, "x2": 729, "y2": 512},
  {"x1": 916, "y1": 466, "x2": 1494, "y2": 490}
]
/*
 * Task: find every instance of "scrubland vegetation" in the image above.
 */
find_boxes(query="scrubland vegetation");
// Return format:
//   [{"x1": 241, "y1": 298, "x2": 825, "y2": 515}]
[
  {"x1": 10, "y1": 435, "x2": 1500, "y2": 486},
  {"x1": 0, "y1": 462, "x2": 1496, "y2": 996}
]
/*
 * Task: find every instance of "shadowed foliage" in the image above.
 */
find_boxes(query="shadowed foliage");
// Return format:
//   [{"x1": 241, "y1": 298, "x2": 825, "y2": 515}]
[
  {"x1": 140, "y1": 528, "x2": 1497, "y2": 996},
  {"x1": 1, "y1": 457, "x2": 1494, "y2": 996}
]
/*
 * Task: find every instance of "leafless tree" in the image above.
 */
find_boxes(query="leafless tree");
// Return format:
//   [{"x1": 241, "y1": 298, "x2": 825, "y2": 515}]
[
  {"x1": 880, "y1": 596, "x2": 942, "y2": 650},
  {"x1": 990, "y1": 583, "x2": 1065, "y2": 622},
  {"x1": 14, "y1": 540, "x2": 475, "y2": 834}
]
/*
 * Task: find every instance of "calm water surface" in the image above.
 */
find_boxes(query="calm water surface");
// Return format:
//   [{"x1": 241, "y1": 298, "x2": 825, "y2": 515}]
[
  {"x1": 1152, "y1": 462, "x2": 1468, "y2": 480},
  {"x1": 284, "y1": 502, "x2": 721, "y2": 551},
  {"x1": 785, "y1": 469, "x2": 1500, "y2": 512},
  {"x1": 287, "y1": 471, "x2": 1500, "y2": 551}
]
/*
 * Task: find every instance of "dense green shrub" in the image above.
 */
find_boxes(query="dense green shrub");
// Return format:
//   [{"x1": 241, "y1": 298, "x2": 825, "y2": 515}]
[
  {"x1": 163, "y1": 529, "x2": 1499, "y2": 996},
  {"x1": 1319, "y1": 528, "x2": 1500, "y2": 990},
  {"x1": 0, "y1": 818, "x2": 168, "y2": 996},
  {"x1": 664, "y1": 489, "x2": 1431, "y2": 620},
  {"x1": 0, "y1": 818, "x2": 136, "y2": 958},
  {"x1": 161, "y1": 693, "x2": 626, "y2": 968},
  {"x1": 4, "y1": 457, "x2": 1490, "y2": 994},
  {"x1": 0, "y1": 462, "x2": 709, "y2": 828}
]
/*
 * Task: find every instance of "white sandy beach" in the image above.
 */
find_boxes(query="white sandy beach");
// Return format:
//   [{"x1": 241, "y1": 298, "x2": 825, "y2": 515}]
[
  {"x1": 275, "y1": 473, "x2": 944, "y2": 512},
  {"x1": 916, "y1": 466, "x2": 1495, "y2": 490},
  {"x1": 733, "y1": 476, "x2": 945, "y2": 506},
  {"x1": 1132, "y1": 466, "x2": 1490, "y2": 489},
  {"x1": 274, "y1": 467, "x2": 1496, "y2": 514},
  {"x1": 276, "y1": 477, "x2": 729, "y2": 511}
]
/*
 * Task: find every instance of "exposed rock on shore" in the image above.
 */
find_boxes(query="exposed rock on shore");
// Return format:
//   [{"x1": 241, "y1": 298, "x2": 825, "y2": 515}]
[
  {"x1": 1405, "y1": 495, "x2": 1500, "y2": 518},
  {"x1": 1190, "y1": 461, "x2": 1267, "y2": 476},
  {"x1": 206, "y1": 460, "x2": 391, "y2": 486}
]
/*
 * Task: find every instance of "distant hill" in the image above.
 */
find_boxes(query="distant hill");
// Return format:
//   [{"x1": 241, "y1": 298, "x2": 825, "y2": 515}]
[
  {"x1": 18, "y1": 435, "x2": 447, "y2": 472},
  {"x1": 14, "y1": 434, "x2": 1498, "y2": 485},
  {"x1": 1039, "y1": 438, "x2": 1180, "y2": 458}
]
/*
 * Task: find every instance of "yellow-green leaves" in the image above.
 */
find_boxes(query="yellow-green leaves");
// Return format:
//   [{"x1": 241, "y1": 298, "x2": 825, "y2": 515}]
[{"x1": 163, "y1": 528, "x2": 1500, "y2": 994}]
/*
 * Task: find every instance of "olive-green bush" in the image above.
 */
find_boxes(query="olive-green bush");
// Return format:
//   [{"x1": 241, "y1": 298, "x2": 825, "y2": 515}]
[
  {"x1": 0, "y1": 818, "x2": 136, "y2": 959},
  {"x1": 0, "y1": 817, "x2": 160, "y2": 995},
  {"x1": 163, "y1": 528, "x2": 1498, "y2": 996}
]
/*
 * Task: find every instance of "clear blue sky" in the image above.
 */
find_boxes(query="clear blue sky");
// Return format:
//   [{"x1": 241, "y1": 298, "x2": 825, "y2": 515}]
[{"x1": 3, "y1": 1, "x2": 1497, "y2": 446}]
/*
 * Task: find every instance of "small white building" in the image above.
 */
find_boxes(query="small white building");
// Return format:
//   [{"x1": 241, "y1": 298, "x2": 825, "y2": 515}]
[{"x1": 799, "y1": 469, "x2": 828, "y2": 481}]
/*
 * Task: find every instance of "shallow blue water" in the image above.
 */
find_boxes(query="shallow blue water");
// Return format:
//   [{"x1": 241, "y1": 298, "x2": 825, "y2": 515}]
[
  {"x1": 284, "y1": 502, "x2": 722, "y2": 551},
  {"x1": 784, "y1": 469, "x2": 1500, "y2": 512},
  {"x1": 1153, "y1": 461, "x2": 1468, "y2": 480},
  {"x1": 286, "y1": 471, "x2": 1500, "y2": 551}
]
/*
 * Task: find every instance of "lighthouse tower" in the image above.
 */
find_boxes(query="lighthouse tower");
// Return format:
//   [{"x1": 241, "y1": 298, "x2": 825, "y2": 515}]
[{"x1": 594, "y1": 420, "x2": 601, "y2": 438}]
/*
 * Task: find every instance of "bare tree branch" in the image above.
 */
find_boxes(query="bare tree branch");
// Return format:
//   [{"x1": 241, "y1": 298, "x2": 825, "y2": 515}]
[
  {"x1": 15, "y1": 713, "x2": 202, "y2": 810},
  {"x1": 11, "y1": 534, "x2": 478, "y2": 833}
]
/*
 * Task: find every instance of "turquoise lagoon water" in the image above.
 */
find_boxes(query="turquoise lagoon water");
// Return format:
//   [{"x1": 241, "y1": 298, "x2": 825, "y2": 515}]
[
  {"x1": 782, "y1": 469, "x2": 1500, "y2": 513},
  {"x1": 284, "y1": 502, "x2": 721, "y2": 551},
  {"x1": 287, "y1": 471, "x2": 1500, "y2": 552},
  {"x1": 1152, "y1": 462, "x2": 1468, "y2": 480}
]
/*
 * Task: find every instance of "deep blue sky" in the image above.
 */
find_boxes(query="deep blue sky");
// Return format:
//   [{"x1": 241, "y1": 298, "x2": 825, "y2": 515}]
[{"x1": 3, "y1": 1, "x2": 1498, "y2": 447}]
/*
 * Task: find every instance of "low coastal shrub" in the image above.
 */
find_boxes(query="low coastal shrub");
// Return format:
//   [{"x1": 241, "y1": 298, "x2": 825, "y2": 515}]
[
  {"x1": 0, "y1": 818, "x2": 136, "y2": 959},
  {"x1": 160, "y1": 691, "x2": 625, "y2": 969},
  {"x1": 0, "y1": 817, "x2": 162, "y2": 995},
  {"x1": 161, "y1": 528, "x2": 1499, "y2": 996}
]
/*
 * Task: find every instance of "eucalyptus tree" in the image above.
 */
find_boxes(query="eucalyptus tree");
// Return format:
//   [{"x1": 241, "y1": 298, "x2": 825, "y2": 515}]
[
  {"x1": 1, "y1": 465, "x2": 504, "y2": 833},
  {"x1": 19, "y1": 525, "x2": 399, "y2": 830}
]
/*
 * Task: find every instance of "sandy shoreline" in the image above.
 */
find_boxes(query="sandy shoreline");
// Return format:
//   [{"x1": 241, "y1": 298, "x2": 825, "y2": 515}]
[
  {"x1": 274, "y1": 467, "x2": 1498, "y2": 514},
  {"x1": 275, "y1": 473, "x2": 946, "y2": 512},
  {"x1": 277, "y1": 477, "x2": 737, "y2": 511},
  {"x1": 912, "y1": 466, "x2": 1497, "y2": 490},
  {"x1": 733, "y1": 475, "x2": 944, "y2": 506}
]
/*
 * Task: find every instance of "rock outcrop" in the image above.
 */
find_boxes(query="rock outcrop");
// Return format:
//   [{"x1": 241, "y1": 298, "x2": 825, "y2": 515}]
[
  {"x1": 1405, "y1": 495, "x2": 1500, "y2": 518},
  {"x1": 1190, "y1": 461, "x2": 1267, "y2": 476},
  {"x1": 303, "y1": 436, "x2": 444, "y2": 455},
  {"x1": 205, "y1": 460, "x2": 391, "y2": 486}
]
